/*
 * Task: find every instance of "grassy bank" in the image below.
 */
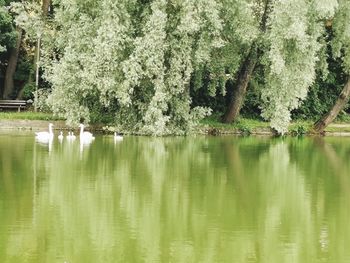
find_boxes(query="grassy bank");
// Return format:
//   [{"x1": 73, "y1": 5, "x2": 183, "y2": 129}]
[
  {"x1": 200, "y1": 115, "x2": 350, "y2": 136},
  {"x1": 200, "y1": 115, "x2": 315, "y2": 135},
  {"x1": 0, "y1": 112, "x2": 62, "y2": 121}
]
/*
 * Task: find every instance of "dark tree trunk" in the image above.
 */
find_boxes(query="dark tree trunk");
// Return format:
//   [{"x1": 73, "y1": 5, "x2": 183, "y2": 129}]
[
  {"x1": 222, "y1": 0, "x2": 270, "y2": 123},
  {"x1": 3, "y1": 28, "x2": 23, "y2": 99},
  {"x1": 313, "y1": 78, "x2": 350, "y2": 133},
  {"x1": 42, "y1": 0, "x2": 51, "y2": 16},
  {"x1": 222, "y1": 47, "x2": 258, "y2": 123},
  {"x1": 16, "y1": 83, "x2": 25, "y2": 99}
]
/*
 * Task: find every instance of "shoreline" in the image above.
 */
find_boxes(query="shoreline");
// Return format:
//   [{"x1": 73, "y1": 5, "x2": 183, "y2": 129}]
[
  {"x1": 0, "y1": 120, "x2": 67, "y2": 131},
  {"x1": 2, "y1": 119, "x2": 350, "y2": 136}
]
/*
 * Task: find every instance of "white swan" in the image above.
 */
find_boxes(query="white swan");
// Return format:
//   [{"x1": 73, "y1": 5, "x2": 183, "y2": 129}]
[
  {"x1": 35, "y1": 123, "x2": 54, "y2": 141},
  {"x1": 58, "y1": 131, "x2": 64, "y2": 140},
  {"x1": 114, "y1": 132, "x2": 123, "y2": 141},
  {"x1": 67, "y1": 131, "x2": 76, "y2": 140},
  {"x1": 70, "y1": 131, "x2": 76, "y2": 140},
  {"x1": 79, "y1": 124, "x2": 95, "y2": 142}
]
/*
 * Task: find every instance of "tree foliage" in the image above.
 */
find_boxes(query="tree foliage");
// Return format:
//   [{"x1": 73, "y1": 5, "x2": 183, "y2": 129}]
[
  {"x1": 9, "y1": 0, "x2": 350, "y2": 135},
  {"x1": 332, "y1": 0, "x2": 350, "y2": 73},
  {"x1": 259, "y1": 0, "x2": 338, "y2": 134},
  {"x1": 0, "y1": 1, "x2": 16, "y2": 57},
  {"x1": 19, "y1": 0, "x2": 223, "y2": 135}
]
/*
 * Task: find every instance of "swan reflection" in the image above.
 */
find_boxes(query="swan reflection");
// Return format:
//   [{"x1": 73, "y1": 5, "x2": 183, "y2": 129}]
[{"x1": 35, "y1": 136, "x2": 53, "y2": 152}]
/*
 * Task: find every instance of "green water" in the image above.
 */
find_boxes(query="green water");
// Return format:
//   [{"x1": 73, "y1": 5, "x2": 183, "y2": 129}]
[{"x1": 0, "y1": 132, "x2": 350, "y2": 263}]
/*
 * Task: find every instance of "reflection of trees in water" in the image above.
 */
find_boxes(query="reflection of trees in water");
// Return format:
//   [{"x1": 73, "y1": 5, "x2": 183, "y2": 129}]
[
  {"x1": 280, "y1": 138, "x2": 348, "y2": 263},
  {"x1": 252, "y1": 141, "x2": 314, "y2": 262},
  {"x1": 0, "y1": 134, "x2": 36, "y2": 261},
  {"x1": 1, "y1": 135, "x2": 350, "y2": 262}
]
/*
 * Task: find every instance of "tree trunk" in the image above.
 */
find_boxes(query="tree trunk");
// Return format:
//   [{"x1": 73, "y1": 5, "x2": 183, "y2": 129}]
[
  {"x1": 3, "y1": 28, "x2": 23, "y2": 99},
  {"x1": 16, "y1": 83, "x2": 25, "y2": 99},
  {"x1": 222, "y1": 0, "x2": 270, "y2": 123},
  {"x1": 222, "y1": 46, "x2": 258, "y2": 123},
  {"x1": 313, "y1": 78, "x2": 350, "y2": 133},
  {"x1": 42, "y1": 0, "x2": 51, "y2": 16},
  {"x1": 33, "y1": 0, "x2": 51, "y2": 70},
  {"x1": 30, "y1": 0, "x2": 51, "y2": 107}
]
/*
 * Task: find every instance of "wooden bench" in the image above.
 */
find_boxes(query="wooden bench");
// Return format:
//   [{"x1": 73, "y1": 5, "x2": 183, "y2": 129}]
[{"x1": 0, "y1": 100, "x2": 28, "y2": 112}]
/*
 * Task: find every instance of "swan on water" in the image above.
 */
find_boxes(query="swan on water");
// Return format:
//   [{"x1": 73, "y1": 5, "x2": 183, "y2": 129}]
[
  {"x1": 79, "y1": 124, "x2": 95, "y2": 141},
  {"x1": 67, "y1": 131, "x2": 76, "y2": 140},
  {"x1": 35, "y1": 123, "x2": 54, "y2": 141},
  {"x1": 58, "y1": 131, "x2": 64, "y2": 140},
  {"x1": 114, "y1": 132, "x2": 123, "y2": 141},
  {"x1": 70, "y1": 131, "x2": 76, "y2": 140}
]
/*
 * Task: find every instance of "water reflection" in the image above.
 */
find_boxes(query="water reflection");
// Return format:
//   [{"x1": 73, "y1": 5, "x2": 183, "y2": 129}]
[
  {"x1": 0, "y1": 134, "x2": 350, "y2": 262},
  {"x1": 35, "y1": 136, "x2": 53, "y2": 153}
]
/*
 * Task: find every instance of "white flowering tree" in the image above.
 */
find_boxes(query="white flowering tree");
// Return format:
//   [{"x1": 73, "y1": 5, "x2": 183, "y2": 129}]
[
  {"x1": 220, "y1": 0, "x2": 270, "y2": 124},
  {"x1": 220, "y1": 0, "x2": 339, "y2": 134},
  {"x1": 260, "y1": 0, "x2": 338, "y2": 134},
  {"x1": 12, "y1": 0, "x2": 349, "y2": 135},
  {"x1": 313, "y1": 0, "x2": 350, "y2": 133},
  {"x1": 27, "y1": 0, "x2": 222, "y2": 135}
]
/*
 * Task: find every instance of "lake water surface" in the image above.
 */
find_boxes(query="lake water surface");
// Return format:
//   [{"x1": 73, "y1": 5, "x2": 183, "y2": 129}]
[{"x1": 0, "y1": 132, "x2": 350, "y2": 262}]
